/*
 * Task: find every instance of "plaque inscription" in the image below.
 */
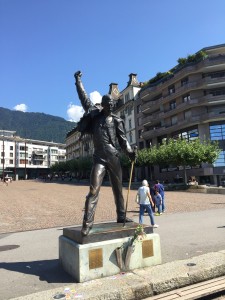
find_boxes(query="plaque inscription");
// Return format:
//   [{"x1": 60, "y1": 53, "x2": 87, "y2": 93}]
[
  {"x1": 89, "y1": 248, "x2": 103, "y2": 269},
  {"x1": 142, "y1": 239, "x2": 154, "y2": 258}
]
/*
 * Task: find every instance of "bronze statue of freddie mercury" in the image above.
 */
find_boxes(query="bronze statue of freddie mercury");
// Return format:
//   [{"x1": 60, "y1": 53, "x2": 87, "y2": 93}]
[{"x1": 74, "y1": 71, "x2": 136, "y2": 236}]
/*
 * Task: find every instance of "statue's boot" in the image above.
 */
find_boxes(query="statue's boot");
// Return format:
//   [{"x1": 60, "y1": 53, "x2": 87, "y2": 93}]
[{"x1": 117, "y1": 216, "x2": 133, "y2": 223}]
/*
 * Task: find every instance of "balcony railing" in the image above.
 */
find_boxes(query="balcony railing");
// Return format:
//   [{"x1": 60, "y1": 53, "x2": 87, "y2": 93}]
[
  {"x1": 141, "y1": 99, "x2": 162, "y2": 112},
  {"x1": 142, "y1": 109, "x2": 225, "y2": 140},
  {"x1": 139, "y1": 55, "x2": 225, "y2": 103},
  {"x1": 141, "y1": 111, "x2": 161, "y2": 125}
]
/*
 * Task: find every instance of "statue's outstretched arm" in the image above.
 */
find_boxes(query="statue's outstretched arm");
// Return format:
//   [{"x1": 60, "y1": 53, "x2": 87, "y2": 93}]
[{"x1": 74, "y1": 71, "x2": 92, "y2": 113}]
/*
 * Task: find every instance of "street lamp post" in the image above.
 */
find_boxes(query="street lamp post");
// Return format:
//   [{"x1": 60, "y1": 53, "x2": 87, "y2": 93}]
[
  {"x1": 2, "y1": 138, "x2": 5, "y2": 181},
  {"x1": 24, "y1": 139, "x2": 27, "y2": 180}
]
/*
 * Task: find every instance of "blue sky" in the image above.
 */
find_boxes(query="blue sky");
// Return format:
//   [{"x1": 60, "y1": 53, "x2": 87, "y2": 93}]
[{"x1": 1, "y1": 0, "x2": 225, "y2": 122}]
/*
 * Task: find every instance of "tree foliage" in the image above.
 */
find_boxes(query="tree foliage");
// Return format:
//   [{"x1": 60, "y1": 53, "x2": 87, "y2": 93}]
[
  {"x1": 137, "y1": 138, "x2": 220, "y2": 170},
  {"x1": 50, "y1": 157, "x2": 93, "y2": 175}
]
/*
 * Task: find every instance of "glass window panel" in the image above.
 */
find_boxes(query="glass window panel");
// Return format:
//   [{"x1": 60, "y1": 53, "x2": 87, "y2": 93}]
[{"x1": 213, "y1": 151, "x2": 225, "y2": 166}]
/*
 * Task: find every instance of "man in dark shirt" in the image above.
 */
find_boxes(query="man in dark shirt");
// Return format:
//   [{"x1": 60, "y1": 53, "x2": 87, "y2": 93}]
[{"x1": 74, "y1": 71, "x2": 136, "y2": 236}]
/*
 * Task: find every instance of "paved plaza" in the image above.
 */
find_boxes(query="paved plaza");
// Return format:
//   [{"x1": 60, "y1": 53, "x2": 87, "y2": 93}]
[
  {"x1": 0, "y1": 180, "x2": 225, "y2": 300},
  {"x1": 1, "y1": 179, "x2": 225, "y2": 234}
]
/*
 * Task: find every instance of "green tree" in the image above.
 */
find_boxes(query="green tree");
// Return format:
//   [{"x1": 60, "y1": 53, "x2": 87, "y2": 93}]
[
  {"x1": 137, "y1": 138, "x2": 220, "y2": 184},
  {"x1": 136, "y1": 147, "x2": 157, "y2": 166}
]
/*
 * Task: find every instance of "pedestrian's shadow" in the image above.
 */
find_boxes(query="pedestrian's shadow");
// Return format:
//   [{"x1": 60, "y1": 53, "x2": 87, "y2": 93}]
[{"x1": 0, "y1": 259, "x2": 74, "y2": 283}]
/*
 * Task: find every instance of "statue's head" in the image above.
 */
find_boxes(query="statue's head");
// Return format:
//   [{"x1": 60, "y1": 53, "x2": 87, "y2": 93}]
[{"x1": 101, "y1": 94, "x2": 114, "y2": 114}]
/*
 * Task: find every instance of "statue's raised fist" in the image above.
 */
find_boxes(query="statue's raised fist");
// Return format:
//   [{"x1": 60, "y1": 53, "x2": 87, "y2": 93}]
[{"x1": 74, "y1": 71, "x2": 82, "y2": 79}]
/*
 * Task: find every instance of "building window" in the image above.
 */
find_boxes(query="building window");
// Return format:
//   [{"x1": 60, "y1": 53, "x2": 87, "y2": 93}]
[
  {"x1": 124, "y1": 93, "x2": 130, "y2": 102},
  {"x1": 10, "y1": 160, "x2": 13, "y2": 164},
  {"x1": 137, "y1": 104, "x2": 141, "y2": 113},
  {"x1": 210, "y1": 124, "x2": 225, "y2": 140},
  {"x1": 183, "y1": 94, "x2": 191, "y2": 102},
  {"x1": 10, "y1": 153, "x2": 13, "y2": 157},
  {"x1": 19, "y1": 159, "x2": 28, "y2": 164},
  {"x1": 10, "y1": 146, "x2": 13, "y2": 150},
  {"x1": 120, "y1": 110, "x2": 125, "y2": 119},
  {"x1": 211, "y1": 71, "x2": 225, "y2": 78},
  {"x1": 127, "y1": 106, "x2": 132, "y2": 116},
  {"x1": 128, "y1": 119, "x2": 132, "y2": 129},
  {"x1": 173, "y1": 128, "x2": 198, "y2": 141},
  {"x1": 1, "y1": 159, "x2": 5, "y2": 163},
  {"x1": 203, "y1": 71, "x2": 225, "y2": 79},
  {"x1": 20, "y1": 146, "x2": 28, "y2": 151},
  {"x1": 129, "y1": 132, "x2": 133, "y2": 143},
  {"x1": 139, "y1": 141, "x2": 144, "y2": 149},
  {"x1": 138, "y1": 130, "x2": 142, "y2": 138},
  {"x1": 189, "y1": 129, "x2": 199, "y2": 140},
  {"x1": 168, "y1": 85, "x2": 175, "y2": 95},
  {"x1": 138, "y1": 117, "x2": 141, "y2": 126},
  {"x1": 184, "y1": 110, "x2": 191, "y2": 119},
  {"x1": 1, "y1": 152, "x2": 4, "y2": 157},
  {"x1": 181, "y1": 77, "x2": 188, "y2": 86},
  {"x1": 169, "y1": 100, "x2": 176, "y2": 110},
  {"x1": 171, "y1": 116, "x2": 177, "y2": 125},
  {"x1": 209, "y1": 88, "x2": 225, "y2": 97},
  {"x1": 213, "y1": 151, "x2": 225, "y2": 167}
]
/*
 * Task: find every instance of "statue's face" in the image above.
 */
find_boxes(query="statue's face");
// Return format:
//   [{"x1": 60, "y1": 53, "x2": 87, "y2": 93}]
[{"x1": 102, "y1": 97, "x2": 114, "y2": 114}]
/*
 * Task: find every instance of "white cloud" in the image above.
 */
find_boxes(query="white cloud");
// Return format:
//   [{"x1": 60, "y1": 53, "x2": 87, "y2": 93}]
[
  {"x1": 90, "y1": 91, "x2": 102, "y2": 104},
  {"x1": 13, "y1": 103, "x2": 28, "y2": 112},
  {"x1": 67, "y1": 91, "x2": 102, "y2": 122},
  {"x1": 67, "y1": 103, "x2": 84, "y2": 122}
]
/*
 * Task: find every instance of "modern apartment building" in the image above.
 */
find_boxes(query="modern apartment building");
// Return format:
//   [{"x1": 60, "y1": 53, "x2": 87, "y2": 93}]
[
  {"x1": 0, "y1": 130, "x2": 66, "y2": 179},
  {"x1": 136, "y1": 43, "x2": 225, "y2": 185}
]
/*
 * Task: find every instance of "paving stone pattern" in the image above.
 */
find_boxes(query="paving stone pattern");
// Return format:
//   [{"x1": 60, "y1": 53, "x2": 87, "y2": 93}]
[{"x1": 0, "y1": 179, "x2": 225, "y2": 234}]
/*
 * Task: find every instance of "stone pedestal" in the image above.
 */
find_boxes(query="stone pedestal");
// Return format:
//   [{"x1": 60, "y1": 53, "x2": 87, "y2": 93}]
[{"x1": 59, "y1": 222, "x2": 161, "y2": 282}]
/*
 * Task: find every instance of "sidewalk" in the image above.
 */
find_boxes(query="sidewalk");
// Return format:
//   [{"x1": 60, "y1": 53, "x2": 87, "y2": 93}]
[
  {"x1": 9, "y1": 250, "x2": 225, "y2": 300},
  {"x1": 0, "y1": 181, "x2": 225, "y2": 299}
]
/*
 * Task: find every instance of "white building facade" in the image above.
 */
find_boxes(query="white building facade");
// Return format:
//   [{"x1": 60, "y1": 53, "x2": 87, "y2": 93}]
[{"x1": 0, "y1": 130, "x2": 66, "y2": 179}]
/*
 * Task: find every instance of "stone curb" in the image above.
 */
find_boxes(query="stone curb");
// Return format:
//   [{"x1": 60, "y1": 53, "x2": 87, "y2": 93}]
[{"x1": 11, "y1": 250, "x2": 225, "y2": 300}]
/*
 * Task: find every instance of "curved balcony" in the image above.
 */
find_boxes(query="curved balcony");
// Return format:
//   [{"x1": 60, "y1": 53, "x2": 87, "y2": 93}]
[
  {"x1": 141, "y1": 111, "x2": 161, "y2": 126},
  {"x1": 139, "y1": 55, "x2": 225, "y2": 103},
  {"x1": 142, "y1": 109, "x2": 225, "y2": 140},
  {"x1": 160, "y1": 94, "x2": 225, "y2": 119},
  {"x1": 162, "y1": 76, "x2": 225, "y2": 104},
  {"x1": 142, "y1": 116, "x2": 201, "y2": 140}
]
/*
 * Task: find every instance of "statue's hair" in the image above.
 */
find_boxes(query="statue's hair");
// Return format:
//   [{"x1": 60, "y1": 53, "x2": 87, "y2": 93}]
[{"x1": 101, "y1": 94, "x2": 113, "y2": 104}]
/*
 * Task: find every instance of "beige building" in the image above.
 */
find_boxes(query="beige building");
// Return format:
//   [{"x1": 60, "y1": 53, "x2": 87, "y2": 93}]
[
  {"x1": 66, "y1": 128, "x2": 94, "y2": 160},
  {"x1": 112, "y1": 73, "x2": 141, "y2": 147},
  {"x1": 135, "y1": 43, "x2": 225, "y2": 185}
]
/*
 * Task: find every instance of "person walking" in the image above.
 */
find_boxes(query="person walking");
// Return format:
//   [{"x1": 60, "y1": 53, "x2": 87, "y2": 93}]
[
  {"x1": 137, "y1": 180, "x2": 158, "y2": 228},
  {"x1": 74, "y1": 71, "x2": 136, "y2": 236},
  {"x1": 154, "y1": 179, "x2": 165, "y2": 213},
  {"x1": 154, "y1": 189, "x2": 162, "y2": 216}
]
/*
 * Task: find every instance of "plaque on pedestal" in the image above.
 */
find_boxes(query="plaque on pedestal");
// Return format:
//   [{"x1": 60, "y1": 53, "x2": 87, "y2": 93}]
[{"x1": 59, "y1": 222, "x2": 161, "y2": 282}]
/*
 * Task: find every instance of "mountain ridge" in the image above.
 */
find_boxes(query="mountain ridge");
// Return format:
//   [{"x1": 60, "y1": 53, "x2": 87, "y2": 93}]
[{"x1": 0, "y1": 107, "x2": 76, "y2": 144}]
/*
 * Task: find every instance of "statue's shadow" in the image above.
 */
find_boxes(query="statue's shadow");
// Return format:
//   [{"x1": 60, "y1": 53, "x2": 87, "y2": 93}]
[{"x1": 0, "y1": 259, "x2": 74, "y2": 283}]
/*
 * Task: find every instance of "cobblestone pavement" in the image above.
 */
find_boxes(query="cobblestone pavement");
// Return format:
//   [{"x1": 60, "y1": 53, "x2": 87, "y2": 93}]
[{"x1": 0, "y1": 179, "x2": 225, "y2": 234}]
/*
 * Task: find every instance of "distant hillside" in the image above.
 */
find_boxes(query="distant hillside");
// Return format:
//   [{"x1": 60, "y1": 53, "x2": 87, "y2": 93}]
[{"x1": 0, "y1": 107, "x2": 76, "y2": 144}]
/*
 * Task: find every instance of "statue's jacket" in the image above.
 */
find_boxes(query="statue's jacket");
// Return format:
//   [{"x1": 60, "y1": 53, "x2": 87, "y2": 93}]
[{"x1": 76, "y1": 79, "x2": 132, "y2": 161}]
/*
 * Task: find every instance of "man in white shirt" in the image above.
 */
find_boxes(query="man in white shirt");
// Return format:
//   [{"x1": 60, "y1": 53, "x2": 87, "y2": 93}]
[{"x1": 137, "y1": 180, "x2": 159, "y2": 228}]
